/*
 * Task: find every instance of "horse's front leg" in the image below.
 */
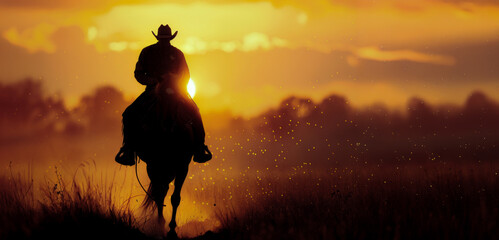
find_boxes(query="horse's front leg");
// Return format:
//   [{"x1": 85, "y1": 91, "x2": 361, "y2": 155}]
[{"x1": 168, "y1": 165, "x2": 188, "y2": 236}]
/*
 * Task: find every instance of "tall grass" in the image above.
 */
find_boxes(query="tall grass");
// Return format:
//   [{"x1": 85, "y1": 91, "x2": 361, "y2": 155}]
[
  {"x1": 0, "y1": 166, "x2": 149, "y2": 240},
  {"x1": 0, "y1": 167, "x2": 36, "y2": 239},
  {"x1": 2, "y1": 162, "x2": 498, "y2": 240},
  {"x1": 205, "y1": 163, "x2": 499, "y2": 240}
]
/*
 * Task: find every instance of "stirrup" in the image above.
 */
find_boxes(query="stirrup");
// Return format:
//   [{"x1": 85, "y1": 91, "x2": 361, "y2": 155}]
[
  {"x1": 193, "y1": 145, "x2": 212, "y2": 163},
  {"x1": 115, "y1": 147, "x2": 136, "y2": 166}
]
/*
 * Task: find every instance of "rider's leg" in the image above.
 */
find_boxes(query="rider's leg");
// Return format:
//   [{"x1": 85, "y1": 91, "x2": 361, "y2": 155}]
[
  {"x1": 115, "y1": 116, "x2": 136, "y2": 165},
  {"x1": 115, "y1": 100, "x2": 140, "y2": 166},
  {"x1": 189, "y1": 103, "x2": 212, "y2": 163}
]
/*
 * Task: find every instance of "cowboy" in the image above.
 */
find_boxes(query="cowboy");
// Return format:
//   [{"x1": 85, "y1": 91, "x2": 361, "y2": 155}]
[{"x1": 115, "y1": 24, "x2": 212, "y2": 165}]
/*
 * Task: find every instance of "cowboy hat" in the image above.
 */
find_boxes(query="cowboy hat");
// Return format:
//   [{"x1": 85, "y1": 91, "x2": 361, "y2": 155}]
[{"x1": 152, "y1": 24, "x2": 178, "y2": 40}]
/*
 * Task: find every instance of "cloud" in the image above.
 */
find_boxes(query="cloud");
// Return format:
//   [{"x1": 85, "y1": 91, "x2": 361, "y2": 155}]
[
  {"x1": 4, "y1": 0, "x2": 499, "y2": 10},
  {"x1": 0, "y1": 0, "x2": 149, "y2": 10},
  {"x1": 2, "y1": 24, "x2": 57, "y2": 53},
  {"x1": 86, "y1": 26, "x2": 98, "y2": 41},
  {"x1": 242, "y1": 32, "x2": 288, "y2": 52},
  {"x1": 181, "y1": 32, "x2": 288, "y2": 54},
  {"x1": 259, "y1": 0, "x2": 499, "y2": 13},
  {"x1": 351, "y1": 47, "x2": 456, "y2": 66},
  {"x1": 108, "y1": 41, "x2": 140, "y2": 52},
  {"x1": 3, "y1": 0, "x2": 498, "y2": 56},
  {"x1": 296, "y1": 12, "x2": 308, "y2": 25}
]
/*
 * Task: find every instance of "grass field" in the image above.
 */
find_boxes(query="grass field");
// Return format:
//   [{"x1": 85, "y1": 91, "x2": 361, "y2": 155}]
[
  {"x1": 1, "y1": 161, "x2": 497, "y2": 240},
  {"x1": 1, "y1": 88, "x2": 498, "y2": 239}
]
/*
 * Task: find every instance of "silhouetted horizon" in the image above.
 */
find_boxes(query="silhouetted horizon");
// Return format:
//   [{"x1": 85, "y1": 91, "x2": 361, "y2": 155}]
[
  {"x1": 2, "y1": 78, "x2": 497, "y2": 169},
  {"x1": 1, "y1": 78, "x2": 497, "y2": 132}
]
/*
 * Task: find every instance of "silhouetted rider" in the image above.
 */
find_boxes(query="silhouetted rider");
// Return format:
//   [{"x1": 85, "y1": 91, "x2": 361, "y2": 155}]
[{"x1": 116, "y1": 24, "x2": 212, "y2": 165}]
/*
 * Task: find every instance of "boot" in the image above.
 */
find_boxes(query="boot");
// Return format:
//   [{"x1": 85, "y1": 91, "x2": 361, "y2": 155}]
[
  {"x1": 115, "y1": 146, "x2": 136, "y2": 166},
  {"x1": 193, "y1": 145, "x2": 212, "y2": 163}
]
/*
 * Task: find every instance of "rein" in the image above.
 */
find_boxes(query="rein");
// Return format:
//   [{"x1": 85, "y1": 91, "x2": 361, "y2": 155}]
[{"x1": 134, "y1": 153, "x2": 166, "y2": 207}]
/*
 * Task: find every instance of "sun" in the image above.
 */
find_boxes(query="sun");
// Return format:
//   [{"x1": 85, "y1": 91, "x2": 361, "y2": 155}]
[{"x1": 187, "y1": 78, "x2": 196, "y2": 98}]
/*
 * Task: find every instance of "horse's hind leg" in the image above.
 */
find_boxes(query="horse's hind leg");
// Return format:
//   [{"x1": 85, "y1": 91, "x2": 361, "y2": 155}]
[
  {"x1": 168, "y1": 166, "x2": 188, "y2": 235},
  {"x1": 153, "y1": 183, "x2": 169, "y2": 227},
  {"x1": 147, "y1": 164, "x2": 170, "y2": 227}
]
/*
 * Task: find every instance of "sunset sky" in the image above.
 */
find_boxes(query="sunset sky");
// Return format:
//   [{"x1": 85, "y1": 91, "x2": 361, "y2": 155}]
[{"x1": 1, "y1": 0, "x2": 499, "y2": 117}]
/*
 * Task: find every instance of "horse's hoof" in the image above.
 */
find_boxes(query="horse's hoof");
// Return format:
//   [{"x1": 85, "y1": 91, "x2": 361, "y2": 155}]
[{"x1": 166, "y1": 229, "x2": 178, "y2": 239}]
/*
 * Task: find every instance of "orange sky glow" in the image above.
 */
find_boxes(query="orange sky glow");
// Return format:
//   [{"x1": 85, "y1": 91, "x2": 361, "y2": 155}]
[
  {"x1": 2, "y1": 2, "x2": 499, "y2": 237},
  {"x1": 1, "y1": 0, "x2": 499, "y2": 117}
]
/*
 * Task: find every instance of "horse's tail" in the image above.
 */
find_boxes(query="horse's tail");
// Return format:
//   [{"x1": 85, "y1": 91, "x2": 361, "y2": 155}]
[
  {"x1": 137, "y1": 160, "x2": 159, "y2": 211},
  {"x1": 141, "y1": 183, "x2": 156, "y2": 210}
]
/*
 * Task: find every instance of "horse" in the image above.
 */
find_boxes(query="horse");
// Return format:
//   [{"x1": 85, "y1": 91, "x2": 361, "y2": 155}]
[{"x1": 127, "y1": 86, "x2": 202, "y2": 237}]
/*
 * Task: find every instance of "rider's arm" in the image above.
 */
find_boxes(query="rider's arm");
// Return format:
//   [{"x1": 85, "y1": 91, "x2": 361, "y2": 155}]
[
  {"x1": 134, "y1": 48, "x2": 158, "y2": 86},
  {"x1": 177, "y1": 51, "x2": 190, "y2": 94}
]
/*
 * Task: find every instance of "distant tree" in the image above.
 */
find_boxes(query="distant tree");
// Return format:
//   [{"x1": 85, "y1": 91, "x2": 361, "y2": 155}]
[
  {"x1": 407, "y1": 97, "x2": 433, "y2": 131},
  {"x1": 0, "y1": 79, "x2": 68, "y2": 137},
  {"x1": 73, "y1": 86, "x2": 129, "y2": 132},
  {"x1": 319, "y1": 94, "x2": 350, "y2": 121},
  {"x1": 463, "y1": 90, "x2": 499, "y2": 130}
]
